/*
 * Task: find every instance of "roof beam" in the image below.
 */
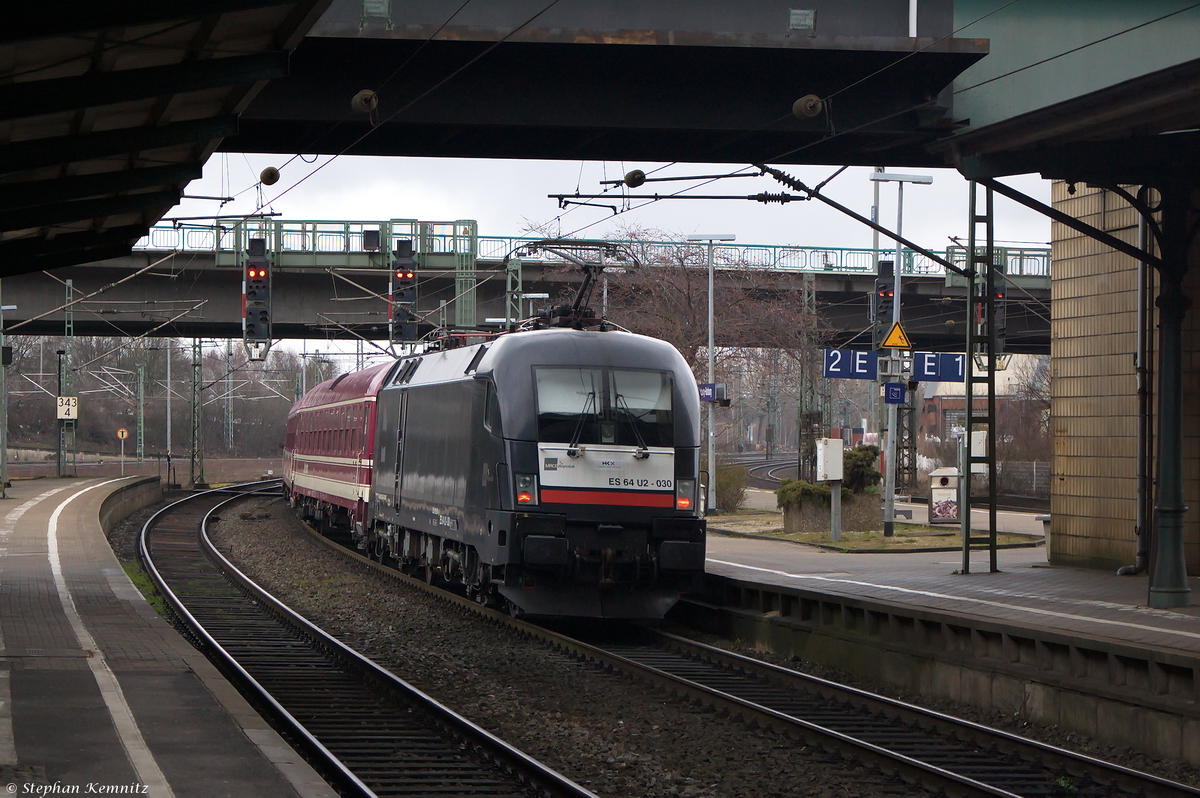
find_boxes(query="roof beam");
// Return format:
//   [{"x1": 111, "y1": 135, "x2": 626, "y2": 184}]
[
  {"x1": 0, "y1": 53, "x2": 289, "y2": 122},
  {"x1": 0, "y1": 189, "x2": 181, "y2": 233},
  {"x1": 978, "y1": 177, "x2": 1163, "y2": 269},
  {"x1": 3, "y1": 1, "x2": 295, "y2": 43},
  {"x1": 1, "y1": 243, "x2": 136, "y2": 276},
  {"x1": 959, "y1": 131, "x2": 1200, "y2": 185},
  {"x1": 0, "y1": 116, "x2": 238, "y2": 175},
  {"x1": 0, "y1": 225, "x2": 147, "y2": 277},
  {"x1": 0, "y1": 164, "x2": 203, "y2": 211}
]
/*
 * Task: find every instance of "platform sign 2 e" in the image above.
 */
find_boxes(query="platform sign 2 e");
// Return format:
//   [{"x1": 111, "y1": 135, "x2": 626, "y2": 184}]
[
  {"x1": 56, "y1": 396, "x2": 78, "y2": 420},
  {"x1": 822, "y1": 349, "x2": 877, "y2": 380},
  {"x1": 912, "y1": 352, "x2": 966, "y2": 383}
]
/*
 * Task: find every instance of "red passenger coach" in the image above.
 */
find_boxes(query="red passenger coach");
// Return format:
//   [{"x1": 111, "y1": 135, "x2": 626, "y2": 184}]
[{"x1": 283, "y1": 361, "x2": 393, "y2": 535}]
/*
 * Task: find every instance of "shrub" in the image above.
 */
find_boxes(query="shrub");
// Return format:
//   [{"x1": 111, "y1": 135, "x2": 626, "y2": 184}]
[
  {"x1": 776, "y1": 479, "x2": 852, "y2": 510},
  {"x1": 844, "y1": 444, "x2": 882, "y2": 493},
  {"x1": 715, "y1": 463, "x2": 749, "y2": 512}
]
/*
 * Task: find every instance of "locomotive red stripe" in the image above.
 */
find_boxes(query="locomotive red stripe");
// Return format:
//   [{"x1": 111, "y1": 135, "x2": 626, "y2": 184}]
[{"x1": 540, "y1": 488, "x2": 674, "y2": 507}]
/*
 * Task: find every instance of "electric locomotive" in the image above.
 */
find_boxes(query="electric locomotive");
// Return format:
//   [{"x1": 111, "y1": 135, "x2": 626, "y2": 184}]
[
  {"x1": 284, "y1": 256, "x2": 706, "y2": 618},
  {"x1": 375, "y1": 326, "x2": 706, "y2": 617}
]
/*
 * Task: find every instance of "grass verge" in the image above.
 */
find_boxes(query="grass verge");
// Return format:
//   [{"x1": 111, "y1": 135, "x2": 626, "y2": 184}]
[{"x1": 121, "y1": 561, "x2": 169, "y2": 616}]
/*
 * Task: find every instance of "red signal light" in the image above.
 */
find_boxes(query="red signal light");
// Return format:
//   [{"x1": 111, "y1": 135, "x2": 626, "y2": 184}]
[
  {"x1": 248, "y1": 267, "x2": 267, "y2": 279},
  {"x1": 396, "y1": 270, "x2": 415, "y2": 280}
]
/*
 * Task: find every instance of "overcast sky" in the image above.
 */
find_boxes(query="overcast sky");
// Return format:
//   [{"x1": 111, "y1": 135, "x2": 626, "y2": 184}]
[
  {"x1": 173, "y1": 154, "x2": 1051, "y2": 252},
  {"x1": 171, "y1": 154, "x2": 1051, "y2": 363}
]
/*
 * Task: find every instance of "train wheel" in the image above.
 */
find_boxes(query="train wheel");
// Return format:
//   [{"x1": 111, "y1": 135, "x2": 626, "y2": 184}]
[
  {"x1": 424, "y1": 563, "x2": 439, "y2": 586},
  {"x1": 506, "y1": 599, "x2": 523, "y2": 619}
]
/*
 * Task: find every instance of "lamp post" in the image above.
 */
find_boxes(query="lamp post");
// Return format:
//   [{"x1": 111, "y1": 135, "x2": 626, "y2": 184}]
[
  {"x1": 868, "y1": 171, "x2": 931, "y2": 536},
  {"x1": 686, "y1": 233, "x2": 736, "y2": 513},
  {"x1": 56, "y1": 349, "x2": 65, "y2": 478}
]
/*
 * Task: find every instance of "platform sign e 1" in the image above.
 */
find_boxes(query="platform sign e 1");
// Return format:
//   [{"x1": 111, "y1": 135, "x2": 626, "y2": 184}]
[
  {"x1": 912, "y1": 352, "x2": 966, "y2": 383},
  {"x1": 823, "y1": 349, "x2": 877, "y2": 380}
]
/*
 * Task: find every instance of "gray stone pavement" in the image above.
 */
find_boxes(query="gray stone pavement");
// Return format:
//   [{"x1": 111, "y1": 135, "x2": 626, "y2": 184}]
[
  {"x1": 0, "y1": 477, "x2": 334, "y2": 798},
  {"x1": 705, "y1": 531, "x2": 1200, "y2": 656}
]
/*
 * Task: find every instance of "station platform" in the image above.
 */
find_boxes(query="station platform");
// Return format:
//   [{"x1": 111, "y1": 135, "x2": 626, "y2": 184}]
[
  {"x1": 705, "y1": 534, "x2": 1195, "y2": 654},
  {"x1": 0, "y1": 477, "x2": 335, "y2": 798},
  {"x1": 696, "y1": 518, "x2": 1200, "y2": 764}
]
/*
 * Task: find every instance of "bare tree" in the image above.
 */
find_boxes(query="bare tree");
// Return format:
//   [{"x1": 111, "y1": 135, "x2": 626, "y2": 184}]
[
  {"x1": 585, "y1": 226, "x2": 830, "y2": 453},
  {"x1": 1000, "y1": 354, "x2": 1052, "y2": 463},
  {"x1": 601, "y1": 227, "x2": 824, "y2": 372},
  {"x1": 5, "y1": 335, "x2": 312, "y2": 459}
]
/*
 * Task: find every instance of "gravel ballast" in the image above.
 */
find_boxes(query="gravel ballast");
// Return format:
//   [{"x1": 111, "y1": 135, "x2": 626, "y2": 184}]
[{"x1": 208, "y1": 496, "x2": 922, "y2": 798}]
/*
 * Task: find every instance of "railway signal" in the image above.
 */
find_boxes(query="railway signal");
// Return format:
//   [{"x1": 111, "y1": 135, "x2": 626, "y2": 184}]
[
  {"x1": 993, "y1": 271, "x2": 1008, "y2": 353},
  {"x1": 393, "y1": 268, "x2": 416, "y2": 303},
  {"x1": 870, "y1": 277, "x2": 894, "y2": 350},
  {"x1": 243, "y1": 237, "x2": 272, "y2": 359},
  {"x1": 390, "y1": 239, "x2": 419, "y2": 342},
  {"x1": 871, "y1": 278, "x2": 894, "y2": 323}
]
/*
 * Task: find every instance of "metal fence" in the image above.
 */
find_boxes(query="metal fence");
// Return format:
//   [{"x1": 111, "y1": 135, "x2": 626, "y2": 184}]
[
  {"x1": 135, "y1": 220, "x2": 1050, "y2": 277},
  {"x1": 998, "y1": 460, "x2": 1051, "y2": 498}
]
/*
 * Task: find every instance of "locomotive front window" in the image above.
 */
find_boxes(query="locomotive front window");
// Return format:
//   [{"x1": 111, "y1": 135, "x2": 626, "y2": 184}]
[
  {"x1": 611, "y1": 369, "x2": 674, "y2": 447},
  {"x1": 535, "y1": 367, "x2": 673, "y2": 447},
  {"x1": 535, "y1": 368, "x2": 603, "y2": 444}
]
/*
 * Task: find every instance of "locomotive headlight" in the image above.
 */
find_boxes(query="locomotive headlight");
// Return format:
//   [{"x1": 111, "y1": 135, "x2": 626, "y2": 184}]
[
  {"x1": 675, "y1": 479, "x2": 695, "y2": 511},
  {"x1": 516, "y1": 474, "x2": 538, "y2": 505}
]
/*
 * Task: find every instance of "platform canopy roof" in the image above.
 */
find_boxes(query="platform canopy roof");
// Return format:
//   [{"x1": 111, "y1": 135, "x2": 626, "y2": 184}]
[
  {"x1": 229, "y1": 1, "x2": 989, "y2": 168},
  {"x1": 939, "y1": 3, "x2": 1200, "y2": 186},
  {"x1": 0, "y1": 1, "x2": 331, "y2": 277}
]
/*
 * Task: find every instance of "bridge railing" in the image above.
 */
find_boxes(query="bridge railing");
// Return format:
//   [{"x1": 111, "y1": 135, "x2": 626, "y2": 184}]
[{"x1": 135, "y1": 221, "x2": 1049, "y2": 277}]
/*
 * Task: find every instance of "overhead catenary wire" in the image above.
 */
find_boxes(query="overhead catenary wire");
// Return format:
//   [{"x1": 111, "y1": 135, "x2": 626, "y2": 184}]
[
  {"x1": 252, "y1": 0, "x2": 567, "y2": 214},
  {"x1": 552, "y1": 4, "x2": 1192, "y2": 242},
  {"x1": 954, "y1": 2, "x2": 1200, "y2": 95}
]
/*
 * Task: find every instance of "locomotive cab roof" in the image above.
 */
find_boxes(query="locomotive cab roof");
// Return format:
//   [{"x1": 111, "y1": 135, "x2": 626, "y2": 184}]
[{"x1": 381, "y1": 328, "x2": 702, "y2": 446}]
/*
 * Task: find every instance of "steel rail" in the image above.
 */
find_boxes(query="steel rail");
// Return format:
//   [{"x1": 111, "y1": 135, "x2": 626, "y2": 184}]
[
  {"x1": 642, "y1": 630, "x2": 1200, "y2": 798},
  {"x1": 289, "y1": 508, "x2": 1200, "y2": 798},
  {"x1": 139, "y1": 482, "x2": 596, "y2": 798},
  {"x1": 139, "y1": 482, "x2": 377, "y2": 797}
]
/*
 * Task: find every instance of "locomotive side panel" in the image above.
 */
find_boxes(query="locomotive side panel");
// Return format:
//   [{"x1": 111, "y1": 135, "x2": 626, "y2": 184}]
[
  {"x1": 371, "y1": 377, "x2": 508, "y2": 561},
  {"x1": 369, "y1": 386, "x2": 403, "y2": 522}
]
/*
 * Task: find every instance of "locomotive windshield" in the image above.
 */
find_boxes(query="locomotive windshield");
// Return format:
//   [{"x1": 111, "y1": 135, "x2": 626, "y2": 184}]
[{"x1": 535, "y1": 367, "x2": 674, "y2": 447}]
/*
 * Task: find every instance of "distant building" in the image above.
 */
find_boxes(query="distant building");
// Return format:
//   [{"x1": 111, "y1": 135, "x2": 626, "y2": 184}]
[{"x1": 919, "y1": 358, "x2": 1034, "y2": 444}]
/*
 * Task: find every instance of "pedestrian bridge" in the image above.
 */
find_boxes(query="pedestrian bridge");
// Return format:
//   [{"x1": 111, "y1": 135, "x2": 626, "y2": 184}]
[{"x1": 2, "y1": 218, "x2": 1050, "y2": 353}]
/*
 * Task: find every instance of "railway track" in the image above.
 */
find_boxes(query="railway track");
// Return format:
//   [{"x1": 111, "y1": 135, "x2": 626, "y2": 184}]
[
  {"x1": 138, "y1": 482, "x2": 596, "y2": 798},
  {"x1": 283, "y1": 507, "x2": 1200, "y2": 798},
  {"x1": 722, "y1": 454, "x2": 799, "y2": 489}
]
